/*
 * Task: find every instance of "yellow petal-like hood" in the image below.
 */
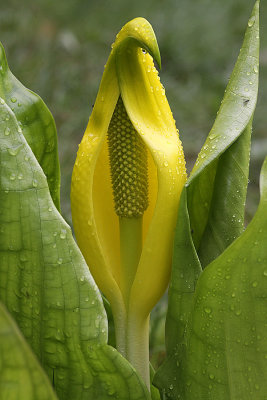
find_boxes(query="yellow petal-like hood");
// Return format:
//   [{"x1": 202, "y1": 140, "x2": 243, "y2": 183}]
[{"x1": 71, "y1": 17, "x2": 186, "y2": 329}]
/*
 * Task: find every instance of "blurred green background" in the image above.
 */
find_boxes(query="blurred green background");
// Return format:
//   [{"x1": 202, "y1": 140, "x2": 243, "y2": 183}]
[{"x1": 1, "y1": 0, "x2": 266, "y2": 368}]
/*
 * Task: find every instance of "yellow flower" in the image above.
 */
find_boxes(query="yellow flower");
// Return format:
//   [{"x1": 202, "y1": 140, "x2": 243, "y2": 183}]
[{"x1": 71, "y1": 17, "x2": 186, "y2": 387}]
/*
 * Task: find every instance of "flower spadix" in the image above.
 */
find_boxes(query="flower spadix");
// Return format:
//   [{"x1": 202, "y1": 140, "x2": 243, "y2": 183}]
[{"x1": 71, "y1": 17, "x2": 186, "y2": 385}]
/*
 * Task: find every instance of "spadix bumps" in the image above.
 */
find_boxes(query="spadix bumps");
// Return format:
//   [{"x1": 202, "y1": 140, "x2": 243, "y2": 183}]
[
  {"x1": 71, "y1": 17, "x2": 186, "y2": 388},
  {"x1": 108, "y1": 96, "x2": 148, "y2": 218}
]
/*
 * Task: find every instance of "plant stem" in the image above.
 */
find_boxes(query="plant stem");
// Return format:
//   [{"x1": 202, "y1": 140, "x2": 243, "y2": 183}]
[
  {"x1": 127, "y1": 312, "x2": 150, "y2": 389},
  {"x1": 113, "y1": 303, "x2": 127, "y2": 358},
  {"x1": 119, "y1": 216, "x2": 143, "y2": 310},
  {"x1": 118, "y1": 216, "x2": 150, "y2": 389}
]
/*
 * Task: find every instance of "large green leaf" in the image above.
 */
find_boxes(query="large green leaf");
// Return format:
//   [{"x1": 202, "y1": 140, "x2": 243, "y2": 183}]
[
  {"x1": 0, "y1": 98, "x2": 150, "y2": 398},
  {"x1": 170, "y1": 156, "x2": 267, "y2": 399},
  {"x1": 0, "y1": 42, "x2": 60, "y2": 210},
  {"x1": 0, "y1": 302, "x2": 58, "y2": 400},
  {"x1": 155, "y1": 0, "x2": 260, "y2": 397},
  {"x1": 187, "y1": 0, "x2": 259, "y2": 262}
]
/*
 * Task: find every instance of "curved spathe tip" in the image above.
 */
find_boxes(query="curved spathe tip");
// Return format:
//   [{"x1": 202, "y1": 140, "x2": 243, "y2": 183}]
[{"x1": 114, "y1": 17, "x2": 161, "y2": 69}]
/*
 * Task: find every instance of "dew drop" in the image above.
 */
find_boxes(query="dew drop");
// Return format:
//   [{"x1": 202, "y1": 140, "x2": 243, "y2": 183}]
[
  {"x1": 253, "y1": 65, "x2": 258, "y2": 73},
  {"x1": 252, "y1": 281, "x2": 258, "y2": 288},
  {"x1": 57, "y1": 258, "x2": 63, "y2": 265},
  {"x1": 11, "y1": 97, "x2": 17, "y2": 103},
  {"x1": 209, "y1": 132, "x2": 217, "y2": 140},
  {"x1": 8, "y1": 145, "x2": 22, "y2": 156},
  {"x1": 4, "y1": 127, "x2": 10, "y2": 136},
  {"x1": 32, "y1": 179, "x2": 38, "y2": 187},
  {"x1": 60, "y1": 229, "x2": 67, "y2": 239},
  {"x1": 248, "y1": 16, "x2": 255, "y2": 27},
  {"x1": 204, "y1": 307, "x2": 212, "y2": 314}
]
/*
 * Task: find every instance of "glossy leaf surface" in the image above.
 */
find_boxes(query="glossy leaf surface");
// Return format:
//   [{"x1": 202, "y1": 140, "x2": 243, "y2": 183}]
[
  {"x1": 173, "y1": 156, "x2": 267, "y2": 399},
  {"x1": 155, "y1": 1, "x2": 260, "y2": 398},
  {"x1": 0, "y1": 42, "x2": 60, "y2": 210},
  {"x1": 0, "y1": 302, "x2": 58, "y2": 400},
  {"x1": 0, "y1": 97, "x2": 150, "y2": 399}
]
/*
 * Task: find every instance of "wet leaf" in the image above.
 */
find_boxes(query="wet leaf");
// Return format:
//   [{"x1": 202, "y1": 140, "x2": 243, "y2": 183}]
[
  {"x1": 0, "y1": 93, "x2": 150, "y2": 399},
  {"x1": 155, "y1": 2, "x2": 260, "y2": 398}
]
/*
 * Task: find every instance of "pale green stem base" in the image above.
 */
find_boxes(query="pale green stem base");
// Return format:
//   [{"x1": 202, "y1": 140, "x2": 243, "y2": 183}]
[
  {"x1": 127, "y1": 313, "x2": 150, "y2": 389},
  {"x1": 112, "y1": 302, "x2": 127, "y2": 358},
  {"x1": 114, "y1": 216, "x2": 150, "y2": 390}
]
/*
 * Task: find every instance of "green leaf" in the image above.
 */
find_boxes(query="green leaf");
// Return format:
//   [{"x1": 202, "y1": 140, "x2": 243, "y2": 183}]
[
  {"x1": 0, "y1": 42, "x2": 60, "y2": 210},
  {"x1": 170, "y1": 156, "x2": 267, "y2": 399},
  {"x1": 187, "y1": 0, "x2": 259, "y2": 260},
  {"x1": 197, "y1": 121, "x2": 252, "y2": 267},
  {"x1": 0, "y1": 100, "x2": 150, "y2": 399},
  {"x1": 154, "y1": 1, "x2": 260, "y2": 397},
  {"x1": 0, "y1": 302, "x2": 58, "y2": 400}
]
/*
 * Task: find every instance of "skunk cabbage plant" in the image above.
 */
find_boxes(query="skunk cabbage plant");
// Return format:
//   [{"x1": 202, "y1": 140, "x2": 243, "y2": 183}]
[
  {"x1": 0, "y1": 1, "x2": 266, "y2": 399},
  {"x1": 71, "y1": 17, "x2": 186, "y2": 387}
]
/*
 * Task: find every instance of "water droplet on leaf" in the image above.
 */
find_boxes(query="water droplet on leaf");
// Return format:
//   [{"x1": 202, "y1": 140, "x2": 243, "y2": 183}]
[{"x1": 248, "y1": 16, "x2": 255, "y2": 27}]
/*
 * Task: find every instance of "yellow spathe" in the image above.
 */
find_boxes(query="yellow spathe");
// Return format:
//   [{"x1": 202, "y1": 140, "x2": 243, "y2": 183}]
[{"x1": 71, "y1": 17, "x2": 186, "y2": 346}]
